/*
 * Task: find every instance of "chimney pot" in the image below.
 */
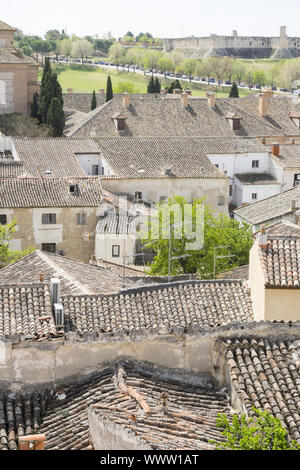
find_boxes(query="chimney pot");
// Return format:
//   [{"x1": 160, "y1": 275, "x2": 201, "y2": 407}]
[
  {"x1": 258, "y1": 232, "x2": 268, "y2": 250},
  {"x1": 259, "y1": 93, "x2": 267, "y2": 117},
  {"x1": 122, "y1": 92, "x2": 130, "y2": 107},
  {"x1": 272, "y1": 143, "x2": 280, "y2": 157},
  {"x1": 181, "y1": 92, "x2": 188, "y2": 107},
  {"x1": 173, "y1": 88, "x2": 181, "y2": 95},
  {"x1": 206, "y1": 92, "x2": 215, "y2": 108},
  {"x1": 38, "y1": 272, "x2": 44, "y2": 282},
  {"x1": 67, "y1": 88, "x2": 73, "y2": 94}
]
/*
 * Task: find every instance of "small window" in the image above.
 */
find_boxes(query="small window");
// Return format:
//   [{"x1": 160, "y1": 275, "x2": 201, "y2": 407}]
[
  {"x1": 252, "y1": 160, "x2": 259, "y2": 168},
  {"x1": 159, "y1": 196, "x2": 167, "y2": 202},
  {"x1": 218, "y1": 196, "x2": 225, "y2": 206},
  {"x1": 42, "y1": 243, "x2": 56, "y2": 253},
  {"x1": 0, "y1": 214, "x2": 7, "y2": 225},
  {"x1": 69, "y1": 184, "x2": 79, "y2": 194},
  {"x1": 42, "y1": 213, "x2": 56, "y2": 224},
  {"x1": 215, "y1": 164, "x2": 219, "y2": 169},
  {"x1": 112, "y1": 245, "x2": 120, "y2": 257},
  {"x1": 135, "y1": 191, "x2": 142, "y2": 202},
  {"x1": 101, "y1": 166, "x2": 105, "y2": 175},
  {"x1": 229, "y1": 185, "x2": 232, "y2": 196},
  {"x1": 77, "y1": 213, "x2": 86, "y2": 225},
  {"x1": 92, "y1": 165, "x2": 99, "y2": 175},
  {"x1": 252, "y1": 193, "x2": 258, "y2": 200}
]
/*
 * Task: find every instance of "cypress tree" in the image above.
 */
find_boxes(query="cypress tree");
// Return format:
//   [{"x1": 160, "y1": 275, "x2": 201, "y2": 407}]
[
  {"x1": 91, "y1": 90, "x2": 97, "y2": 110},
  {"x1": 30, "y1": 92, "x2": 39, "y2": 119},
  {"x1": 39, "y1": 57, "x2": 53, "y2": 123},
  {"x1": 50, "y1": 73, "x2": 63, "y2": 107},
  {"x1": 47, "y1": 97, "x2": 65, "y2": 137},
  {"x1": 229, "y1": 82, "x2": 239, "y2": 98},
  {"x1": 167, "y1": 79, "x2": 182, "y2": 94},
  {"x1": 147, "y1": 76, "x2": 155, "y2": 93},
  {"x1": 154, "y1": 77, "x2": 161, "y2": 94},
  {"x1": 106, "y1": 76, "x2": 113, "y2": 102}
]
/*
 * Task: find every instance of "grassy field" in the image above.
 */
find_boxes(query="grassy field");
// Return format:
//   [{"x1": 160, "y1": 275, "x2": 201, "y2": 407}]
[{"x1": 52, "y1": 64, "x2": 253, "y2": 97}]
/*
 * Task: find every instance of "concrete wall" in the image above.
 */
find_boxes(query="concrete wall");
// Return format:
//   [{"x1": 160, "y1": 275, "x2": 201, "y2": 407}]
[
  {"x1": 101, "y1": 177, "x2": 229, "y2": 215},
  {"x1": 88, "y1": 409, "x2": 152, "y2": 450},
  {"x1": 249, "y1": 238, "x2": 266, "y2": 321},
  {"x1": 0, "y1": 206, "x2": 100, "y2": 260},
  {"x1": 95, "y1": 232, "x2": 136, "y2": 265}
]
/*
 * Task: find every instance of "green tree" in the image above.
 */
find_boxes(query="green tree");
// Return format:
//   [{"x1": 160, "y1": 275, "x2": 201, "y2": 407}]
[
  {"x1": 167, "y1": 79, "x2": 182, "y2": 94},
  {"x1": 147, "y1": 76, "x2": 155, "y2": 93},
  {"x1": 106, "y1": 75, "x2": 113, "y2": 102},
  {"x1": 154, "y1": 77, "x2": 161, "y2": 94},
  {"x1": 91, "y1": 90, "x2": 97, "y2": 110},
  {"x1": 211, "y1": 408, "x2": 300, "y2": 450},
  {"x1": 47, "y1": 97, "x2": 65, "y2": 137},
  {"x1": 38, "y1": 57, "x2": 53, "y2": 123},
  {"x1": 183, "y1": 58, "x2": 198, "y2": 81},
  {"x1": 30, "y1": 92, "x2": 39, "y2": 119},
  {"x1": 229, "y1": 82, "x2": 239, "y2": 98},
  {"x1": 0, "y1": 220, "x2": 34, "y2": 267},
  {"x1": 141, "y1": 196, "x2": 252, "y2": 277}
]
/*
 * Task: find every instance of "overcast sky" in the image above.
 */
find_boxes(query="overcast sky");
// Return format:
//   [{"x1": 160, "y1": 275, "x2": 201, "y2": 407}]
[{"x1": 3, "y1": 0, "x2": 300, "y2": 39}]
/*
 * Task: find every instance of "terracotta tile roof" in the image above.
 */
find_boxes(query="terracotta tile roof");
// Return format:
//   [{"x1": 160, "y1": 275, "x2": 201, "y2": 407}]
[
  {"x1": 234, "y1": 173, "x2": 280, "y2": 185},
  {"x1": 0, "y1": 250, "x2": 143, "y2": 296},
  {"x1": 234, "y1": 186, "x2": 300, "y2": 225},
  {"x1": 268, "y1": 144, "x2": 300, "y2": 168},
  {"x1": 11, "y1": 137, "x2": 99, "y2": 177},
  {"x1": 263, "y1": 220, "x2": 300, "y2": 237},
  {"x1": 0, "y1": 162, "x2": 24, "y2": 178},
  {"x1": 0, "y1": 283, "x2": 57, "y2": 340},
  {"x1": 66, "y1": 94, "x2": 300, "y2": 139},
  {"x1": 259, "y1": 236, "x2": 300, "y2": 288},
  {"x1": 62, "y1": 93, "x2": 106, "y2": 113},
  {"x1": 226, "y1": 337, "x2": 300, "y2": 442},
  {"x1": 217, "y1": 264, "x2": 249, "y2": 280},
  {"x1": 62, "y1": 280, "x2": 254, "y2": 338},
  {"x1": 0, "y1": 363, "x2": 229, "y2": 450},
  {"x1": 97, "y1": 137, "x2": 231, "y2": 179},
  {"x1": 0, "y1": 176, "x2": 103, "y2": 208},
  {"x1": 0, "y1": 20, "x2": 15, "y2": 31},
  {"x1": 97, "y1": 211, "x2": 137, "y2": 234},
  {"x1": 0, "y1": 47, "x2": 37, "y2": 65}
]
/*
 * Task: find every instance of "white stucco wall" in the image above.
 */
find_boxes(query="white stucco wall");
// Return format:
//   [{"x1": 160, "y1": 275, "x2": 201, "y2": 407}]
[
  {"x1": 207, "y1": 152, "x2": 270, "y2": 179},
  {"x1": 95, "y1": 233, "x2": 136, "y2": 265},
  {"x1": 234, "y1": 179, "x2": 281, "y2": 207}
]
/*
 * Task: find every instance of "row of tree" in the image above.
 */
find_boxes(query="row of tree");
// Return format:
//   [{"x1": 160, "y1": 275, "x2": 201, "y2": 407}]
[{"x1": 30, "y1": 57, "x2": 65, "y2": 136}]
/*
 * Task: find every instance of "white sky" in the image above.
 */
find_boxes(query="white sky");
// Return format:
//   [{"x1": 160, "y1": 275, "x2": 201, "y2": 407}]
[{"x1": 3, "y1": 0, "x2": 300, "y2": 39}]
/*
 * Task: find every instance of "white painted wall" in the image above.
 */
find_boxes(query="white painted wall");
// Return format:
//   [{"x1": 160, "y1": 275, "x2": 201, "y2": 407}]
[
  {"x1": 95, "y1": 233, "x2": 136, "y2": 265},
  {"x1": 234, "y1": 179, "x2": 281, "y2": 207},
  {"x1": 207, "y1": 152, "x2": 270, "y2": 178}
]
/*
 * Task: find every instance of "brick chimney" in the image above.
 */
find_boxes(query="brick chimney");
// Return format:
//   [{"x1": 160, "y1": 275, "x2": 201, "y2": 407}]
[
  {"x1": 206, "y1": 92, "x2": 215, "y2": 108},
  {"x1": 181, "y1": 92, "x2": 189, "y2": 107},
  {"x1": 67, "y1": 88, "x2": 73, "y2": 94},
  {"x1": 122, "y1": 92, "x2": 130, "y2": 107},
  {"x1": 98, "y1": 88, "x2": 105, "y2": 94},
  {"x1": 291, "y1": 200, "x2": 297, "y2": 211},
  {"x1": 272, "y1": 143, "x2": 280, "y2": 157},
  {"x1": 38, "y1": 272, "x2": 44, "y2": 282},
  {"x1": 258, "y1": 226, "x2": 267, "y2": 250},
  {"x1": 173, "y1": 88, "x2": 181, "y2": 95},
  {"x1": 259, "y1": 93, "x2": 267, "y2": 117},
  {"x1": 262, "y1": 88, "x2": 274, "y2": 98}
]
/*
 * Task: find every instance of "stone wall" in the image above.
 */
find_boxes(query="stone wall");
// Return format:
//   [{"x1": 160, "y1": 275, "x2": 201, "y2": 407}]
[{"x1": 1, "y1": 322, "x2": 300, "y2": 391}]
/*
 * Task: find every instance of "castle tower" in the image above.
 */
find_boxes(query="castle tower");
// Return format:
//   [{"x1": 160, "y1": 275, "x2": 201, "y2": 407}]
[{"x1": 280, "y1": 25, "x2": 288, "y2": 49}]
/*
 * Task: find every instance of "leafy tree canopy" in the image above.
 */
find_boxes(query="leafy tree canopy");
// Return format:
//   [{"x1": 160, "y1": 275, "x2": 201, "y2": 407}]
[
  {"x1": 212, "y1": 408, "x2": 300, "y2": 450},
  {"x1": 0, "y1": 220, "x2": 34, "y2": 267}
]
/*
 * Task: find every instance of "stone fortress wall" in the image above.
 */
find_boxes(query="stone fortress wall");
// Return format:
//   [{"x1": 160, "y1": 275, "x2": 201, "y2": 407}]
[{"x1": 163, "y1": 26, "x2": 300, "y2": 58}]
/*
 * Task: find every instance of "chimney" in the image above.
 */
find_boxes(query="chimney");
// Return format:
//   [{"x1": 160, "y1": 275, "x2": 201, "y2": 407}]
[
  {"x1": 38, "y1": 272, "x2": 44, "y2": 282},
  {"x1": 258, "y1": 226, "x2": 268, "y2": 250},
  {"x1": 262, "y1": 88, "x2": 274, "y2": 98},
  {"x1": 122, "y1": 92, "x2": 130, "y2": 107},
  {"x1": 160, "y1": 88, "x2": 167, "y2": 95},
  {"x1": 272, "y1": 143, "x2": 280, "y2": 157},
  {"x1": 291, "y1": 200, "x2": 297, "y2": 211},
  {"x1": 173, "y1": 88, "x2": 181, "y2": 95},
  {"x1": 67, "y1": 88, "x2": 73, "y2": 94},
  {"x1": 98, "y1": 88, "x2": 105, "y2": 94},
  {"x1": 259, "y1": 93, "x2": 267, "y2": 117},
  {"x1": 181, "y1": 92, "x2": 188, "y2": 107},
  {"x1": 206, "y1": 92, "x2": 215, "y2": 108}
]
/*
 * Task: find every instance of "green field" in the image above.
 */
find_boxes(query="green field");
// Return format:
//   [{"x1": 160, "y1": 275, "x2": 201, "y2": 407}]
[{"x1": 51, "y1": 64, "x2": 253, "y2": 98}]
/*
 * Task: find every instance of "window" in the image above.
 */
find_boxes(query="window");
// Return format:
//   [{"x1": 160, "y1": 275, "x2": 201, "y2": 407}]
[
  {"x1": 229, "y1": 185, "x2": 232, "y2": 196},
  {"x1": 77, "y1": 213, "x2": 86, "y2": 225},
  {"x1": 215, "y1": 164, "x2": 219, "y2": 169},
  {"x1": 69, "y1": 184, "x2": 79, "y2": 194},
  {"x1": 92, "y1": 165, "x2": 99, "y2": 175},
  {"x1": 134, "y1": 191, "x2": 142, "y2": 202},
  {"x1": 252, "y1": 193, "x2": 258, "y2": 200},
  {"x1": 294, "y1": 174, "x2": 300, "y2": 186},
  {"x1": 218, "y1": 196, "x2": 225, "y2": 206},
  {"x1": 0, "y1": 214, "x2": 7, "y2": 225},
  {"x1": 112, "y1": 245, "x2": 120, "y2": 257},
  {"x1": 252, "y1": 160, "x2": 259, "y2": 168},
  {"x1": 42, "y1": 213, "x2": 56, "y2": 224},
  {"x1": 42, "y1": 243, "x2": 56, "y2": 253},
  {"x1": 101, "y1": 166, "x2": 105, "y2": 175}
]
